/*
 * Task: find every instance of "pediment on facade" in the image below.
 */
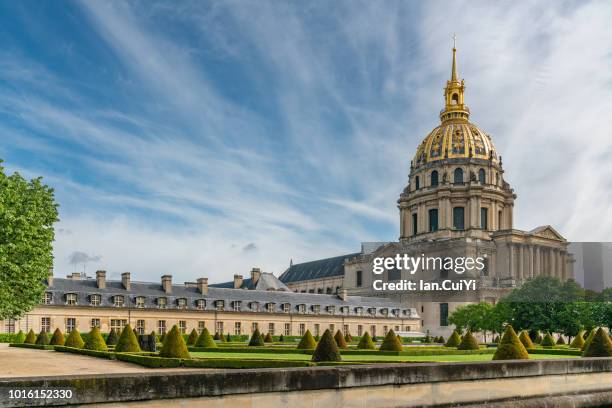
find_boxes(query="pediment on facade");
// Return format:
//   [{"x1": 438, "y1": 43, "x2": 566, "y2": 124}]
[
  {"x1": 371, "y1": 242, "x2": 401, "y2": 257},
  {"x1": 528, "y1": 225, "x2": 565, "y2": 242}
]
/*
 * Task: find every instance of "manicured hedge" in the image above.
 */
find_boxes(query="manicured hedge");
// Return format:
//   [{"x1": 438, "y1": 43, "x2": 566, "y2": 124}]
[
  {"x1": 183, "y1": 359, "x2": 314, "y2": 369},
  {"x1": 0, "y1": 333, "x2": 22, "y2": 343},
  {"x1": 115, "y1": 353, "x2": 181, "y2": 368},
  {"x1": 54, "y1": 345, "x2": 116, "y2": 359},
  {"x1": 188, "y1": 346, "x2": 313, "y2": 354},
  {"x1": 341, "y1": 348, "x2": 494, "y2": 356},
  {"x1": 526, "y1": 348, "x2": 581, "y2": 356},
  {"x1": 9, "y1": 343, "x2": 54, "y2": 350}
]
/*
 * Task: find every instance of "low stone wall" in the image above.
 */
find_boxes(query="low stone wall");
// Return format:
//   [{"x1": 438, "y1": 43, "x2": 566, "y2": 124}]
[{"x1": 1, "y1": 358, "x2": 612, "y2": 407}]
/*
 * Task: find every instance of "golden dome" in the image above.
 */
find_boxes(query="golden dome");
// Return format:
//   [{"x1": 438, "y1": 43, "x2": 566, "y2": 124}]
[{"x1": 413, "y1": 121, "x2": 498, "y2": 167}]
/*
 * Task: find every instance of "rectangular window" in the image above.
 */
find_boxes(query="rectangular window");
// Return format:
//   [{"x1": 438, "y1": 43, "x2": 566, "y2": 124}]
[
  {"x1": 395, "y1": 325, "x2": 400, "y2": 332},
  {"x1": 66, "y1": 293, "x2": 77, "y2": 306},
  {"x1": 314, "y1": 323, "x2": 320, "y2": 337},
  {"x1": 252, "y1": 322, "x2": 258, "y2": 332},
  {"x1": 111, "y1": 319, "x2": 127, "y2": 333},
  {"x1": 383, "y1": 325, "x2": 388, "y2": 335},
  {"x1": 178, "y1": 320, "x2": 187, "y2": 334},
  {"x1": 429, "y1": 208, "x2": 439, "y2": 232},
  {"x1": 157, "y1": 298, "x2": 167, "y2": 309},
  {"x1": 453, "y1": 207, "x2": 465, "y2": 230},
  {"x1": 482, "y1": 258, "x2": 489, "y2": 276},
  {"x1": 216, "y1": 301, "x2": 224, "y2": 311},
  {"x1": 114, "y1": 296, "x2": 124, "y2": 307},
  {"x1": 196, "y1": 299, "x2": 205, "y2": 310},
  {"x1": 41, "y1": 317, "x2": 51, "y2": 332},
  {"x1": 90, "y1": 295, "x2": 100, "y2": 307},
  {"x1": 4, "y1": 319, "x2": 15, "y2": 333},
  {"x1": 370, "y1": 325, "x2": 376, "y2": 338},
  {"x1": 158, "y1": 320, "x2": 166, "y2": 335},
  {"x1": 312, "y1": 304, "x2": 320, "y2": 314},
  {"x1": 234, "y1": 322, "x2": 241, "y2": 335},
  {"x1": 297, "y1": 304, "x2": 306, "y2": 314},
  {"x1": 412, "y1": 213, "x2": 418, "y2": 236},
  {"x1": 268, "y1": 323, "x2": 274, "y2": 335},
  {"x1": 43, "y1": 292, "x2": 52, "y2": 305},
  {"x1": 440, "y1": 303, "x2": 449, "y2": 327},
  {"x1": 66, "y1": 317, "x2": 76, "y2": 332},
  {"x1": 284, "y1": 323, "x2": 291, "y2": 336},
  {"x1": 136, "y1": 297, "x2": 145, "y2": 308},
  {"x1": 357, "y1": 325, "x2": 363, "y2": 336},
  {"x1": 198, "y1": 321, "x2": 205, "y2": 333},
  {"x1": 232, "y1": 301, "x2": 241, "y2": 312},
  {"x1": 177, "y1": 298, "x2": 187, "y2": 309},
  {"x1": 266, "y1": 303, "x2": 275, "y2": 313},
  {"x1": 136, "y1": 320, "x2": 145, "y2": 335},
  {"x1": 481, "y1": 207, "x2": 488, "y2": 230},
  {"x1": 216, "y1": 321, "x2": 224, "y2": 334},
  {"x1": 343, "y1": 324, "x2": 349, "y2": 335},
  {"x1": 405, "y1": 326, "x2": 411, "y2": 332},
  {"x1": 356, "y1": 270, "x2": 363, "y2": 287},
  {"x1": 299, "y1": 323, "x2": 305, "y2": 336},
  {"x1": 282, "y1": 303, "x2": 290, "y2": 313},
  {"x1": 91, "y1": 318, "x2": 101, "y2": 329}
]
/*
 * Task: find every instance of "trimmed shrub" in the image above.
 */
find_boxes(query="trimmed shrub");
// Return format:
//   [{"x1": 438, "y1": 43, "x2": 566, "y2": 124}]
[
  {"x1": 582, "y1": 329, "x2": 596, "y2": 351},
  {"x1": 279, "y1": 334, "x2": 284, "y2": 342},
  {"x1": 397, "y1": 334, "x2": 403, "y2": 345},
  {"x1": 534, "y1": 334, "x2": 543, "y2": 344},
  {"x1": 248, "y1": 329, "x2": 264, "y2": 346},
  {"x1": 187, "y1": 329, "x2": 198, "y2": 345},
  {"x1": 334, "y1": 330, "x2": 348, "y2": 349},
  {"x1": 84, "y1": 326, "x2": 108, "y2": 351},
  {"x1": 457, "y1": 331, "x2": 479, "y2": 350},
  {"x1": 445, "y1": 330, "x2": 462, "y2": 348},
  {"x1": 213, "y1": 332, "x2": 220, "y2": 340},
  {"x1": 297, "y1": 329, "x2": 316, "y2": 349},
  {"x1": 570, "y1": 331, "x2": 585, "y2": 349},
  {"x1": 35, "y1": 330, "x2": 49, "y2": 345},
  {"x1": 264, "y1": 333, "x2": 273, "y2": 343},
  {"x1": 541, "y1": 332, "x2": 555, "y2": 347},
  {"x1": 24, "y1": 329, "x2": 36, "y2": 344},
  {"x1": 493, "y1": 325, "x2": 529, "y2": 360},
  {"x1": 556, "y1": 335, "x2": 566, "y2": 345},
  {"x1": 50, "y1": 328, "x2": 65, "y2": 346},
  {"x1": 519, "y1": 330, "x2": 534, "y2": 349},
  {"x1": 311, "y1": 329, "x2": 341, "y2": 362},
  {"x1": 160, "y1": 325, "x2": 190, "y2": 359},
  {"x1": 225, "y1": 333, "x2": 231, "y2": 342},
  {"x1": 159, "y1": 332, "x2": 166, "y2": 343},
  {"x1": 138, "y1": 334, "x2": 157, "y2": 352},
  {"x1": 219, "y1": 333, "x2": 226, "y2": 342},
  {"x1": 582, "y1": 327, "x2": 612, "y2": 357},
  {"x1": 115, "y1": 324, "x2": 141, "y2": 352},
  {"x1": 115, "y1": 353, "x2": 181, "y2": 368},
  {"x1": 315, "y1": 335, "x2": 320, "y2": 342},
  {"x1": 379, "y1": 329, "x2": 403, "y2": 352},
  {"x1": 65, "y1": 329, "x2": 85, "y2": 349},
  {"x1": 15, "y1": 330, "x2": 26, "y2": 344},
  {"x1": 195, "y1": 327, "x2": 216, "y2": 348},
  {"x1": 357, "y1": 331, "x2": 376, "y2": 349},
  {"x1": 106, "y1": 328, "x2": 119, "y2": 346},
  {"x1": 344, "y1": 332, "x2": 353, "y2": 343},
  {"x1": 436, "y1": 336, "x2": 446, "y2": 344}
]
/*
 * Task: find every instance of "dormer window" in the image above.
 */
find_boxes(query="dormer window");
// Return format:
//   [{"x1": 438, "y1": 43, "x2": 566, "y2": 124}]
[
  {"x1": 312, "y1": 305, "x2": 320, "y2": 314},
  {"x1": 340, "y1": 306, "x2": 349, "y2": 315},
  {"x1": 232, "y1": 301, "x2": 241, "y2": 312},
  {"x1": 215, "y1": 300, "x2": 224, "y2": 311},
  {"x1": 297, "y1": 304, "x2": 306, "y2": 314},
  {"x1": 43, "y1": 292, "x2": 53, "y2": 305},
  {"x1": 196, "y1": 299, "x2": 205, "y2": 310},
  {"x1": 250, "y1": 302, "x2": 260, "y2": 312},
  {"x1": 282, "y1": 303, "x2": 290, "y2": 313},
  {"x1": 157, "y1": 297, "x2": 167, "y2": 309},
  {"x1": 355, "y1": 307, "x2": 363, "y2": 315},
  {"x1": 327, "y1": 306, "x2": 335, "y2": 314},
  {"x1": 368, "y1": 307, "x2": 376, "y2": 316},
  {"x1": 135, "y1": 296, "x2": 145, "y2": 308},
  {"x1": 393, "y1": 309, "x2": 400, "y2": 317},
  {"x1": 113, "y1": 295, "x2": 124, "y2": 307},
  {"x1": 381, "y1": 308, "x2": 389, "y2": 316},
  {"x1": 66, "y1": 293, "x2": 77, "y2": 306},
  {"x1": 90, "y1": 294, "x2": 101, "y2": 307},
  {"x1": 177, "y1": 298, "x2": 187, "y2": 309},
  {"x1": 266, "y1": 303, "x2": 275, "y2": 313}
]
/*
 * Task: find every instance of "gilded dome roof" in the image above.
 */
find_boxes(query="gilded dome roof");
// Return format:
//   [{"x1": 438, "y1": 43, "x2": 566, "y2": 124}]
[{"x1": 413, "y1": 121, "x2": 498, "y2": 167}]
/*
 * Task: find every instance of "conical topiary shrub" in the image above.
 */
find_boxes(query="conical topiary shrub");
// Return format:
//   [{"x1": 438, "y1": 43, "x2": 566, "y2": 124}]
[
  {"x1": 187, "y1": 329, "x2": 198, "y2": 345},
  {"x1": 264, "y1": 333, "x2": 273, "y2": 343},
  {"x1": 379, "y1": 329, "x2": 403, "y2": 351},
  {"x1": 226, "y1": 333, "x2": 231, "y2": 342},
  {"x1": 445, "y1": 330, "x2": 462, "y2": 347},
  {"x1": 357, "y1": 332, "x2": 376, "y2": 349},
  {"x1": 160, "y1": 325, "x2": 190, "y2": 358},
  {"x1": 50, "y1": 328, "x2": 65, "y2": 346},
  {"x1": 279, "y1": 334, "x2": 284, "y2": 342},
  {"x1": 311, "y1": 329, "x2": 341, "y2": 362},
  {"x1": 115, "y1": 324, "x2": 141, "y2": 352},
  {"x1": 65, "y1": 329, "x2": 85, "y2": 348},
  {"x1": 582, "y1": 327, "x2": 612, "y2": 357},
  {"x1": 24, "y1": 329, "x2": 36, "y2": 344},
  {"x1": 84, "y1": 327, "x2": 108, "y2": 351},
  {"x1": 195, "y1": 327, "x2": 217, "y2": 348},
  {"x1": 106, "y1": 328, "x2": 119, "y2": 346},
  {"x1": 556, "y1": 335, "x2": 566, "y2": 345},
  {"x1": 437, "y1": 336, "x2": 446, "y2": 344},
  {"x1": 213, "y1": 332, "x2": 220, "y2": 340},
  {"x1": 541, "y1": 332, "x2": 555, "y2": 347},
  {"x1": 582, "y1": 329, "x2": 596, "y2": 351},
  {"x1": 334, "y1": 330, "x2": 348, "y2": 349},
  {"x1": 493, "y1": 325, "x2": 529, "y2": 360},
  {"x1": 534, "y1": 334, "x2": 543, "y2": 344},
  {"x1": 493, "y1": 335, "x2": 500, "y2": 343},
  {"x1": 344, "y1": 332, "x2": 353, "y2": 343},
  {"x1": 519, "y1": 330, "x2": 534, "y2": 349},
  {"x1": 248, "y1": 329, "x2": 264, "y2": 346},
  {"x1": 219, "y1": 332, "x2": 226, "y2": 342},
  {"x1": 297, "y1": 329, "x2": 316, "y2": 349},
  {"x1": 35, "y1": 330, "x2": 49, "y2": 345},
  {"x1": 570, "y1": 331, "x2": 585, "y2": 349},
  {"x1": 457, "y1": 331, "x2": 479, "y2": 350},
  {"x1": 14, "y1": 330, "x2": 26, "y2": 343}
]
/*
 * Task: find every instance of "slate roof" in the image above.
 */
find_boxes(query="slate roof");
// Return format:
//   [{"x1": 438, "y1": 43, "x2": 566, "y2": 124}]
[
  {"x1": 279, "y1": 253, "x2": 360, "y2": 284},
  {"x1": 44, "y1": 277, "x2": 418, "y2": 319},
  {"x1": 210, "y1": 272, "x2": 290, "y2": 291}
]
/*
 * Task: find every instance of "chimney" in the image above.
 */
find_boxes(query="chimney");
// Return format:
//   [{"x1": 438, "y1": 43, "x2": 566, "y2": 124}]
[
  {"x1": 121, "y1": 272, "x2": 131, "y2": 291},
  {"x1": 47, "y1": 268, "x2": 54, "y2": 287},
  {"x1": 250, "y1": 268, "x2": 262, "y2": 284},
  {"x1": 161, "y1": 275, "x2": 172, "y2": 294},
  {"x1": 233, "y1": 274, "x2": 243, "y2": 289},
  {"x1": 339, "y1": 289, "x2": 348, "y2": 301},
  {"x1": 67, "y1": 272, "x2": 81, "y2": 280},
  {"x1": 96, "y1": 270, "x2": 106, "y2": 289},
  {"x1": 197, "y1": 278, "x2": 208, "y2": 295}
]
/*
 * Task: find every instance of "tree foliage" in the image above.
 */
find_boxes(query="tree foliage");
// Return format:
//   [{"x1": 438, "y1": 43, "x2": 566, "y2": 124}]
[{"x1": 0, "y1": 163, "x2": 59, "y2": 319}]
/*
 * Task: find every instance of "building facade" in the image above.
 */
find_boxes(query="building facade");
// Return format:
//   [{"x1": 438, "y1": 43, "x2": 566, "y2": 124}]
[
  {"x1": 1, "y1": 268, "x2": 420, "y2": 339},
  {"x1": 280, "y1": 46, "x2": 574, "y2": 338}
]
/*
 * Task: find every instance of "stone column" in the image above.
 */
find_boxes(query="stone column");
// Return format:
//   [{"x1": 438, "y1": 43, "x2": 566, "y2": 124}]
[
  {"x1": 551, "y1": 249, "x2": 556, "y2": 278},
  {"x1": 535, "y1": 247, "x2": 541, "y2": 277},
  {"x1": 508, "y1": 243, "x2": 514, "y2": 279},
  {"x1": 518, "y1": 245, "x2": 524, "y2": 281},
  {"x1": 528, "y1": 245, "x2": 534, "y2": 279}
]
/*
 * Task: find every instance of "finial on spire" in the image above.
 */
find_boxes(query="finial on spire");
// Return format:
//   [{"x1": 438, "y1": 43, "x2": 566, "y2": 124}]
[
  {"x1": 453, "y1": 33, "x2": 457, "y2": 49},
  {"x1": 451, "y1": 34, "x2": 458, "y2": 81}
]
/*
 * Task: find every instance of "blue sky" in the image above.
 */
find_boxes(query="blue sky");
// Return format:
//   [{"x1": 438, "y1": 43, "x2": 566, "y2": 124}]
[{"x1": 1, "y1": 1, "x2": 611, "y2": 283}]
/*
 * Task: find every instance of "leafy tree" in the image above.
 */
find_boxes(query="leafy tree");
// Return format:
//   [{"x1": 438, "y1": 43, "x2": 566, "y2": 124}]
[
  {"x1": 160, "y1": 325, "x2": 190, "y2": 358},
  {"x1": 311, "y1": 329, "x2": 341, "y2": 362},
  {"x1": 195, "y1": 327, "x2": 216, "y2": 348},
  {"x1": 0, "y1": 163, "x2": 59, "y2": 320},
  {"x1": 449, "y1": 302, "x2": 496, "y2": 341},
  {"x1": 357, "y1": 332, "x2": 375, "y2": 349},
  {"x1": 296, "y1": 329, "x2": 316, "y2": 349}
]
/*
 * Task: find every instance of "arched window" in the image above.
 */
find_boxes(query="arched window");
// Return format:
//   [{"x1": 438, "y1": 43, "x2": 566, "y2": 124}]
[
  {"x1": 453, "y1": 207, "x2": 465, "y2": 230},
  {"x1": 431, "y1": 170, "x2": 438, "y2": 187},
  {"x1": 451, "y1": 93, "x2": 459, "y2": 104},
  {"x1": 478, "y1": 168, "x2": 485, "y2": 184},
  {"x1": 453, "y1": 168, "x2": 463, "y2": 184},
  {"x1": 415, "y1": 176, "x2": 420, "y2": 190},
  {"x1": 428, "y1": 208, "x2": 439, "y2": 232}
]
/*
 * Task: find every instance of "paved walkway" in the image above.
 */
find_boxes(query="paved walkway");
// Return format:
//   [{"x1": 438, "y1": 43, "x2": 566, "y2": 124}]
[{"x1": 0, "y1": 343, "x2": 203, "y2": 378}]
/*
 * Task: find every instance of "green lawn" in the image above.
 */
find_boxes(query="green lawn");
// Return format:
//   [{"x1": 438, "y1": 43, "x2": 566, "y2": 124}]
[{"x1": 190, "y1": 351, "x2": 577, "y2": 362}]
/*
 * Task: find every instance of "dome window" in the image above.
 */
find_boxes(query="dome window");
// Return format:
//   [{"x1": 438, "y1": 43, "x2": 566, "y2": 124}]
[
  {"x1": 431, "y1": 171, "x2": 438, "y2": 187},
  {"x1": 478, "y1": 168, "x2": 486, "y2": 184},
  {"x1": 451, "y1": 93, "x2": 459, "y2": 104},
  {"x1": 453, "y1": 207, "x2": 465, "y2": 230},
  {"x1": 453, "y1": 168, "x2": 464, "y2": 184},
  {"x1": 415, "y1": 176, "x2": 420, "y2": 190}
]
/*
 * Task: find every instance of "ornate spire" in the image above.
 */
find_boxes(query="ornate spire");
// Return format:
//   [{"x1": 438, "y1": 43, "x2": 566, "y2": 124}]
[
  {"x1": 451, "y1": 34, "x2": 458, "y2": 81},
  {"x1": 440, "y1": 36, "x2": 469, "y2": 123}
]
